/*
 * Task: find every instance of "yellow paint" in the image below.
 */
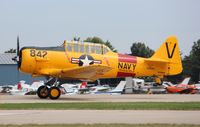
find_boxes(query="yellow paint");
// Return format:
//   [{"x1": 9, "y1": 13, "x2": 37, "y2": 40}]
[{"x1": 19, "y1": 36, "x2": 183, "y2": 81}]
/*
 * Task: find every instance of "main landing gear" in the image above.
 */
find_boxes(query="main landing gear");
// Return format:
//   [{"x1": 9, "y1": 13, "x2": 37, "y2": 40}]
[{"x1": 37, "y1": 78, "x2": 61, "y2": 100}]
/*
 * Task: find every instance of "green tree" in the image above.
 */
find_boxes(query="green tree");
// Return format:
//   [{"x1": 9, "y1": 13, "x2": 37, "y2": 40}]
[
  {"x1": 177, "y1": 40, "x2": 200, "y2": 83},
  {"x1": 73, "y1": 37, "x2": 80, "y2": 41},
  {"x1": 84, "y1": 36, "x2": 117, "y2": 52},
  {"x1": 4, "y1": 48, "x2": 16, "y2": 53},
  {"x1": 188, "y1": 40, "x2": 200, "y2": 82},
  {"x1": 182, "y1": 56, "x2": 192, "y2": 77},
  {"x1": 130, "y1": 42, "x2": 154, "y2": 58}
]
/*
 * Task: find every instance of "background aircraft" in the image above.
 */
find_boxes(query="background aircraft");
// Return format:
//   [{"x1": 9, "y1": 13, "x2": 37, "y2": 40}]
[
  {"x1": 165, "y1": 77, "x2": 197, "y2": 94},
  {"x1": 90, "y1": 81, "x2": 126, "y2": 95},
  {"x1": 12, "y1": 36, "x2": 182, "y2": 99}
]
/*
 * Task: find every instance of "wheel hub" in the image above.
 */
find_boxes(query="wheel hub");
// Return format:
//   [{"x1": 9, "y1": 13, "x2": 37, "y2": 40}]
[{"x1": 51, "y1": 89, "x2": 59, "y2": 97}]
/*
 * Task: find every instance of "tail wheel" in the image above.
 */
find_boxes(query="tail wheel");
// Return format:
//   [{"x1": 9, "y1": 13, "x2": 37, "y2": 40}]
[
  {"x1": 37, "y1": 85, "x2": 49, "y2": 99},
  {"x1": 49, "y1": 87, "x2": 61, "y2": 100}
]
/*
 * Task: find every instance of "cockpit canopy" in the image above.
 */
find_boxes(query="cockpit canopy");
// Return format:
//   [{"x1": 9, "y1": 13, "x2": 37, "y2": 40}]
[{"x1": 64, "y1": 41, "x2": 111, "y2": 54}]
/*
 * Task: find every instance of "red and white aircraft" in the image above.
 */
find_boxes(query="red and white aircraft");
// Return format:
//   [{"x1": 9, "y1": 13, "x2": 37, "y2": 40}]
[{"x1": 165, "y1": 77, "x2": 197, "y2": 94}]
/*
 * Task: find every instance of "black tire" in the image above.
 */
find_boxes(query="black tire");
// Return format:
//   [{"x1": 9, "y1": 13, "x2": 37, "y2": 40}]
[
  {"x1": 37, "y1": 85, "x2": 49, "y2": 99},
  {"x1": 49, "y1": 87, "x2": 61, "y2": 100}
]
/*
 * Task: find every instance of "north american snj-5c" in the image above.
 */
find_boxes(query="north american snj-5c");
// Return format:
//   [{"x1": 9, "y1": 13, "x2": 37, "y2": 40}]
[{"x1": 12, "y1": 36, "x2": 182, "y2": 99}]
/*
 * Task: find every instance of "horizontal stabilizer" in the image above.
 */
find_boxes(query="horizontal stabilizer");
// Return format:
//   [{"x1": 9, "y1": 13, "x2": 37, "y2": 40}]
[{"x1": 145, "y1": 58, "x2": 168, "y2": 63}]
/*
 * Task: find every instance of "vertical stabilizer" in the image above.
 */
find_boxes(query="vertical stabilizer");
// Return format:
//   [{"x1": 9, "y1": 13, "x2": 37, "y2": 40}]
[
  {"x1": 151, "y1": 36, "x2": 183, "y2": 75},
  {"x1": 180, "y1": 77, "x2": 191, "y2": 85},
  {"x1": 111, "y1": 81, "x2": 126, "y2": 93}
]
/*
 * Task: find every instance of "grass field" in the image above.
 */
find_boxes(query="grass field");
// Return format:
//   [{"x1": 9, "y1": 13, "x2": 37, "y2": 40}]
[
  {"x1": 0, "y1": 124, "x2": 199, "y2": 127},
  {"x1": 1, "y1": 102, "x2": 200, "y2": 110}
]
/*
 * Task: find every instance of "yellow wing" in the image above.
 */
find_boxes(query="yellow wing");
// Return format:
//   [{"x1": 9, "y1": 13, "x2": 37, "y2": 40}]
[{"x1": 39, "y1": 65, "x2": 112, "y2": 81}]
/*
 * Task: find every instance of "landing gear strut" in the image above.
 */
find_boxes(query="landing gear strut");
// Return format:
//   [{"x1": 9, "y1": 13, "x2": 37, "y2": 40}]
[
  {"x1": 154, "y1": 77, "x2": 163, "y2": 85},
  {"x1": 37, "y1": 78, "x2": 61, "y2": 100}
]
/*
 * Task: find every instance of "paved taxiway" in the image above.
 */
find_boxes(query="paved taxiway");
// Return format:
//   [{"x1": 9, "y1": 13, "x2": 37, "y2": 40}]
[
  {"x1": 1, "y1": 94, "x2": 200, "y2": 125},
  {"x1": 0, "y1": 110, "x2": 200, "y2": 125},
  {"x1": 1, "y1": 94, "x2": 200, "y2": 103}
]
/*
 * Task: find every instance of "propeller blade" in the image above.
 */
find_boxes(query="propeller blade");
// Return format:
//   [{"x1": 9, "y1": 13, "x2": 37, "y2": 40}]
[
  {"x1": 11, "y1": 36, "x2": 22, "y2": 71},
  {"x1": 16, "y1": 36, "x2": 20, "y2": 77},
  {"x1": 17, "y1": 36, "x2": 20, "y2": 56}
]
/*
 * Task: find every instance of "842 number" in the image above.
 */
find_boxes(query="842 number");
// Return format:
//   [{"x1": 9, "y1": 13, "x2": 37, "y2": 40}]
[{"x1": 30, "y1": 50, "x2": 47, "y2": 58}]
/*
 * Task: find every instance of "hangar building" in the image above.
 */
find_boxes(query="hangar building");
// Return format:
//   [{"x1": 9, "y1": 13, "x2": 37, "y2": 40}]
[{"x1": 0, "y1": 53, "x2": 44, "y2": 86}]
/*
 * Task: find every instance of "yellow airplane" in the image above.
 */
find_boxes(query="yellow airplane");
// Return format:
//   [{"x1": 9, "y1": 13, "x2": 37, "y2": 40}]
[{"x1": 12, "y1": 36, "x2": 182, "y2": 99}]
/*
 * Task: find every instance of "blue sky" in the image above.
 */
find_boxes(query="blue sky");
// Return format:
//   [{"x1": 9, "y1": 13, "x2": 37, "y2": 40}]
[{"x1": 0, "y1": 0, "x2": 199, "y2": 56}]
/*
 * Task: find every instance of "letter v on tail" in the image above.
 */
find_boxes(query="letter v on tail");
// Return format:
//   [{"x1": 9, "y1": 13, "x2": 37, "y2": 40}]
[{"x1": 165, "y1": 42, "x2": 176, "y2": 59}]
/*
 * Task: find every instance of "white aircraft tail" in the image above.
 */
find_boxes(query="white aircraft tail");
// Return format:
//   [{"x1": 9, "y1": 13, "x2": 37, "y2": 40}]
[
  {"x1": 111, "y1": 81, "x2": 126, "y2": 93},
  {"x1": 181, "y1": 77, "x2": 191, "y2": 84}
]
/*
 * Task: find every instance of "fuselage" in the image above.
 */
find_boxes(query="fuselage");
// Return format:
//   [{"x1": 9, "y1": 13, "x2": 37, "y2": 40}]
[{"x1": 19, "y1": 41, "x2": 169, "y2": 80}]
